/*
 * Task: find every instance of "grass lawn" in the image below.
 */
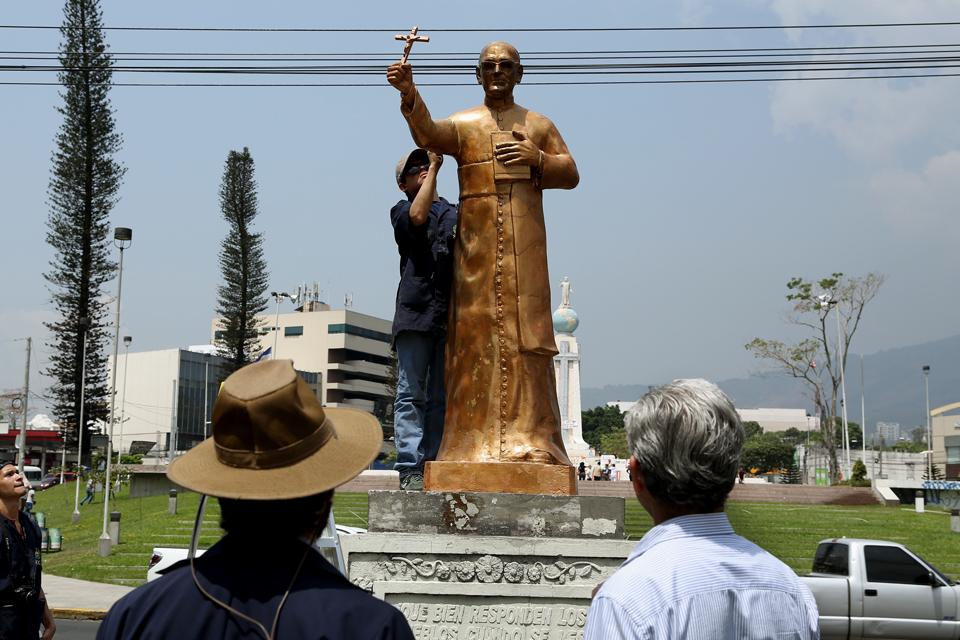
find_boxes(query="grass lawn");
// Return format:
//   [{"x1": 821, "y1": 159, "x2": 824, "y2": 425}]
[{"x1": 32, "y1": 483, "x2": 958, "y2": 585}]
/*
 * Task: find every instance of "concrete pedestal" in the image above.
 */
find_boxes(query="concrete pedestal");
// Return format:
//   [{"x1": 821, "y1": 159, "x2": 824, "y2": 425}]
[
  {"x1": 349, "y1": 490, "x2": 633, "y2": 638},
  {"x1": 368, "y1": 490, "x2": 624, "y2": 539},
  {"x1": 345, "y1": 533, "x2": 634, "y2": 639}
]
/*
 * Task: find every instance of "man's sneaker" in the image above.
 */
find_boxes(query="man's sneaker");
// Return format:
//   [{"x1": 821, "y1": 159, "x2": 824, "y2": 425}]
[{"x1": 400, "y1": 472, "x2": 424, "y2": 491}]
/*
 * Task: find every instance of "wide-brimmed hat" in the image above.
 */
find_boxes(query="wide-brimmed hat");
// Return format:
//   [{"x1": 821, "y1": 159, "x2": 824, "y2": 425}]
[
  {"x1": 168, "y1": 359, "x2": 382, "y2": 500},
  {"x1": 395, "y1": 148, "x2": 429, "y2": 184}
]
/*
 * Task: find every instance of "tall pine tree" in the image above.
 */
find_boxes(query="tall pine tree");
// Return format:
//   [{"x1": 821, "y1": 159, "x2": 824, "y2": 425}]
[
  {"x1": 215, "y1": 148, "x2": 269, "y2": 372},
  {"x1": 44, "y1": 0, "x2": 124, "y2": 458}
]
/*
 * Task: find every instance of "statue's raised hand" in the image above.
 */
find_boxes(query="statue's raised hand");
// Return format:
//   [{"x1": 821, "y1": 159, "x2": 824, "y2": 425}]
[{"x1": 387, "y1": 62, "x2": 414, "y2": 96}]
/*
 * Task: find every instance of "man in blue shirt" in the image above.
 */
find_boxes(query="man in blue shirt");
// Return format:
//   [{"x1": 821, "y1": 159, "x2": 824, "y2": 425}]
[
  {"x1": 390, "y1": 148, "x2": 458, "y2": 491},
  {"x1": 585, "y1": 379, "x2": 820, "y2": 639}
]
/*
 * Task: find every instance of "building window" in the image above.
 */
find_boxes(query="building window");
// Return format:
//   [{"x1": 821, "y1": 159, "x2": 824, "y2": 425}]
[
  {"x1": 327, "y1": 323, "x2": 391, "y2": 344},
  {"x1": 285, "y1": 325, "x2": 304, "y2": 337},
  {"x1": 214, "y1": 330, "x2": 226, "y2": 341},
  {"x1": 947, "y1": 446, "x2": 960, "y2": 464}
]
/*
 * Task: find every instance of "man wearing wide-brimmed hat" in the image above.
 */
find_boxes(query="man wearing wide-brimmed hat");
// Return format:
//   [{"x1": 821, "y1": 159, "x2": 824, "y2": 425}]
[{"x1": 98, "y1": 360, "x2": 414, "y2": 639}]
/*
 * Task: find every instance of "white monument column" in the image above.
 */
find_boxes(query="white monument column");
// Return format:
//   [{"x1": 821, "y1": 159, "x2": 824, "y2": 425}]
[{"x1": 553, "y1": 277, "x2": 591, "y2": 461}]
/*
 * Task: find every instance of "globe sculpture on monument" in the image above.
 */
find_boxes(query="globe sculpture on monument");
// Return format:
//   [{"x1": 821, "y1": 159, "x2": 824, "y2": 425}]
[{"x1": 553, "y1": 277, "x2": 592, "y2": 462}]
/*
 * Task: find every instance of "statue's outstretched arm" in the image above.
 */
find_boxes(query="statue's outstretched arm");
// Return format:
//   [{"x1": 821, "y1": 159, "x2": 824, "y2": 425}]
[{"x1": 387, "y1": 62, "x2": 458, "y2": 155}]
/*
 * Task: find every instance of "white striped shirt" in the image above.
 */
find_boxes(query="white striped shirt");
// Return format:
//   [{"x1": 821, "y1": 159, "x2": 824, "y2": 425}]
[{"x1": 585, "y1": 512, "x2": 820, "y2": 640}]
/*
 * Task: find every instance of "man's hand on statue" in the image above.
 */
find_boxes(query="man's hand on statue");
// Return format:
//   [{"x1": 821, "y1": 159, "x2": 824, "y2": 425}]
[
  {"x1": 386, "y1": 62, "x2": 414, "y2": 95},
  {"x1": 427, "y1": 151, "x2": 443, "y2": 169},
  {"x1": 494, "y1": 129, "x2": 540, "y2": 167}
]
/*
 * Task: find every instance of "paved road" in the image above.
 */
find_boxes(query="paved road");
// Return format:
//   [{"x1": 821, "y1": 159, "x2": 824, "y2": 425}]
[{"x1": 53, "y1": 618, "x2": 100, "y2": 639}]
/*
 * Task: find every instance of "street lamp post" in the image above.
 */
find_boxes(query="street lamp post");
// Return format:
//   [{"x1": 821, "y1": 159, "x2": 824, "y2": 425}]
[
  {"x1": 203, "y1": 360, "x2": 210, "y2": 439},
  {"x1": 15, "y1": 338, "x2": 31, "y2": 475},
  {"x1": 118, "y1": 336, "x2": 132, "y2": 457},
  {"x1": 271, "y1": 291, "x2": 292, "y2": 358},
  {"x1": 99, "y1": 227, "x2": 132, "y2": 557},
  {"x1": 817, "y1": 295, "x2": 851, "y2": 480},
  {"x1": 860, "y1": 354, "x2": 867, "y2": 460},
  {"x1": 72, "y1": 316, "x2": 90, "y2": 524},
  {"x1": 923, "y1": 365, "x2": 932, "y2": 480},
  {"x1": 835, "y1": 308, "x2": 851, "y2": 480}
]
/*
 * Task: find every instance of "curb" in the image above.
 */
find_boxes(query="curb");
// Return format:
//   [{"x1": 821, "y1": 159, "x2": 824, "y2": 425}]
[{"x1": 51, "y1": 608, "x2": 108, "y2": 621}]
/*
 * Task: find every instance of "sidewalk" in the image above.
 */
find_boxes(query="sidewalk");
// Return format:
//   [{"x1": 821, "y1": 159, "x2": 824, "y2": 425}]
[{"x1": 44, "y1": 574, "x2": 135, "y2": 619}]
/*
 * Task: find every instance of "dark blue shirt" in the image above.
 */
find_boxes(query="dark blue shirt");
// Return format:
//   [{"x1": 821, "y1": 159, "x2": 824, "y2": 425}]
[
  {"x1": 390, "y1": 196, "x2": 457, "y2": 339},
  {"x1": 97, "y1": 535, "x2": 414, "y2": 639}
]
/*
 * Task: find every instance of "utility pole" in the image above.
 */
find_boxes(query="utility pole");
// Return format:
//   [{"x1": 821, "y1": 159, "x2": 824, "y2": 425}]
[
  {"x1": 923, "y1": 365, "x2": 932, "y2": 480},
  {"x1": 17, "y1": 337, "x2": 32, "y2": 474}
]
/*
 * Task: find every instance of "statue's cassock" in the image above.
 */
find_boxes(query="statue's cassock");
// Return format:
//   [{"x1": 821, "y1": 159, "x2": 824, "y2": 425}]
[{"x1": 397, "y1": 47, "x2": 579, "y2": 477}]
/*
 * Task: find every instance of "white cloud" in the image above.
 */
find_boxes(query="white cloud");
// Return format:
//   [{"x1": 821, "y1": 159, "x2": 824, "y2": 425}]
[
  {"x1": 767, "y1": 0, "x2": 960, "y2": 40},
  {"x1": 762, "y1": 0, "x2": 960, "y2": 158},
  {"x1": 869, "y1": 149, "x2": 960, "y2": 236},
  {"x1": 770, "y1": 78, "x2": 960, "y2": 159}
]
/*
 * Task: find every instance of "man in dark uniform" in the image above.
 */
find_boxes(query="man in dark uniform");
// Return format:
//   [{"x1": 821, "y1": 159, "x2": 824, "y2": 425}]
[
  {"x1": 0, "y1": 460, "x2": 55, "y2": 639},
  {"x1": 391, "y1": 148, "x2": 458, "y2": 491},
  {"x1": 98, "y1": 360, "x2": 414, "y2": 640}
]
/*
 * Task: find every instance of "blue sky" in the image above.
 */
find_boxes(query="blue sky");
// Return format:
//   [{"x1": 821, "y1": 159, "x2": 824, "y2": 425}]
[{"x1": 2, "y1": 1, "x2": 959, "y2": 414}]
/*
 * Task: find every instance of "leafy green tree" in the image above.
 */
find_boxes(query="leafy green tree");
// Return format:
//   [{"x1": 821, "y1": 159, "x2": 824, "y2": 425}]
[
  {"x1": 214, "y1": 148, "x2": 269, "y2": 373},
  {"x1": 44, "y1": 0, "x2": 124, "y2": 458},
  {"x1": 923, "y1": 464, "x2": 945, "y2": 481},
  {"x1": 910, "y1": 426, "x2": 926, "y2": 446},
  {"x1": 780, "y1": 462, "x2": 802, "y2": 484},
  {"x1": 891, "y1": 440, "x2": 925, "y2": 453},
  {"x1": 598, "y1": 429, "x2": 630, "y2": 459},
  {"x1": 851, "y1": 459, "x2": 867, "y2": 482},
  {"x1": 381, "y1": 351, "x2": 398, "y2": 439},
  {"x1": 742, "y1": 432, "x2": 795, "y2": 473},
  {"x1": 581, "y1": 405, "x2": 625, "y2": 452},
  {"x1": 780, "y1": 427, "x2": 806, "y2": 448},
  {"x1": 847, "y1": 422, "x2": 863, "y2": 449},
  {"x1": 743, "y1": 421, "x2": 763, "y2": 440},
  {"x1": 745, "y1": 272, "x2": 884, "y2": 483}
]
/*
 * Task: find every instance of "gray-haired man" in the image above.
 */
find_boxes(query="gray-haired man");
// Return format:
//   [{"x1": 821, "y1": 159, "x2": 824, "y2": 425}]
[{"x1": 584, "y1": 379, "x2": 820, "y2": 639}]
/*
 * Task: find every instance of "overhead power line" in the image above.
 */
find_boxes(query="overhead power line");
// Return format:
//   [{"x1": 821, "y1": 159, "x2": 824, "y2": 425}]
[
  {"x1": 5, "y1": 72, "x2": 960, "y2": 88},
  {"x1": 1, "y1": 20, "x2": 960, "y2": 33},
  {"x1": 7, "y1": 42, "x2": 960, "y2": 58},
  {"x1": 5, "y1": 53, "x2": 960, "y2": 77},
  {"x1": 8, "y1": 46, "x2": 960, "y2": 63}
]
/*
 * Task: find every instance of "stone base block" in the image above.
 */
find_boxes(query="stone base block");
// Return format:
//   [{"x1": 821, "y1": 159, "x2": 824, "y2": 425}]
[
  {"x1": 368, "y1": 490, "x2": 625, "y2": 539},
  {"x1": 425, "y1": 461, "x2": 577, "y2": 496},
  {"x1": 343, "y1": 533, "x2": 636, "y2": 639}
]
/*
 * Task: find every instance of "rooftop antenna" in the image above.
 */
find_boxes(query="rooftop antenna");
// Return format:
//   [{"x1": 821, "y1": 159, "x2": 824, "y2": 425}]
[{"x1": 344, "y1": 292, "x2": 354, "y2": 309}]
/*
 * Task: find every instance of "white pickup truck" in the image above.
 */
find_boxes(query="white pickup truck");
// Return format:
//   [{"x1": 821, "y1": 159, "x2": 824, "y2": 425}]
[
  {"x1": 802, "y1": 538, "x2": 959, "y2": 639},
  {"x1": 147, "y1": 524, "x2": 365, "y2": 582}
]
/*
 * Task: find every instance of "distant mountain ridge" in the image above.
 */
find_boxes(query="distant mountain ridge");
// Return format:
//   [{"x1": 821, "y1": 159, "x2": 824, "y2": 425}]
[{"x1": 581, "y1": 334, "x2": 960, "y2": 436}]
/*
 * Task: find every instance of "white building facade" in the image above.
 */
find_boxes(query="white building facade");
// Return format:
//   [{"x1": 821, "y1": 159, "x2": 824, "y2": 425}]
[
  {"x1": 109, "y1": 347, "x2": 321, "y2": 457},
  {"x1": 736, "y1": 408, "x2": 820, "y2": 433},
  {"x1": 212, "y1": 302, "x2": 392, "y2": 418}
]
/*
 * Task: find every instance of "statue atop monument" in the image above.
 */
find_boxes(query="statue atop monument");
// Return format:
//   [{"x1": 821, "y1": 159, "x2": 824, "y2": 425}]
[
  {"x1": 388, "y1": 41, "x2": 580, "y2": 494},
  {"x1": 560, "y1": 276, "x2": 572, "y2": 308}
]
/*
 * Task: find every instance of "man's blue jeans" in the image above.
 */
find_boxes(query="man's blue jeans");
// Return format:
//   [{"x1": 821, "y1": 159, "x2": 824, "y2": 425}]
[{"x1": 394, "y1": 330, "x2": 446, "y2": 476}]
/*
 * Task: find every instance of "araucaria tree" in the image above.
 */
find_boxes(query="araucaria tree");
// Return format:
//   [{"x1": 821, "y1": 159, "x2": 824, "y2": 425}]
[
  {"x1": 745, "y1": 272, "x2": 884, "y2": 483},
  {"x1": 44, "y1": 0, "x2": 125, "y2": 458},
  {"x1": 215, "y1": 148, "x2": 269, "y2": 373}
]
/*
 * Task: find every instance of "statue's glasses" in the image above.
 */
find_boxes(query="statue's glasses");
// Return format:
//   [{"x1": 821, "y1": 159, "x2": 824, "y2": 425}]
[{"x1": 479, "y1": 60, "x2": 516, "y2": 74}]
